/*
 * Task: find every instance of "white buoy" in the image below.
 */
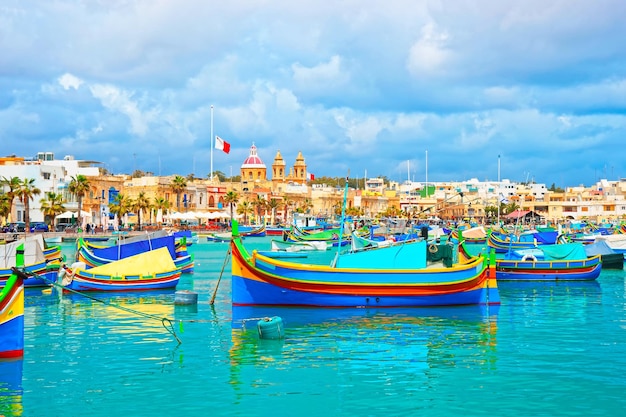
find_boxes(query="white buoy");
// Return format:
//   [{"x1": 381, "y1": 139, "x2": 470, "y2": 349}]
[{"x1": 174, "y1": 290, "x2": 198, "y2": 305}]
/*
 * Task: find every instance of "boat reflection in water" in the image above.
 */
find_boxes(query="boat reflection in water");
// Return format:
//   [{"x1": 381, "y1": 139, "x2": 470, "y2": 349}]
[
  {"x1": 229, "y1": 304, "x2": 500, "y2": 399},
  {"x1": 40, "y1": 289, "x2": 178, "y2": 343},
  {"x1": 0, "y1": 358, "x2": 23, "y2": 416}
]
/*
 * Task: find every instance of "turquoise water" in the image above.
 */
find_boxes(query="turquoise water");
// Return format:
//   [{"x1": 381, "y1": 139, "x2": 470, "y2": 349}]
[{"x1": 2, "y1": 237, "x2": 626, "y2": 416}]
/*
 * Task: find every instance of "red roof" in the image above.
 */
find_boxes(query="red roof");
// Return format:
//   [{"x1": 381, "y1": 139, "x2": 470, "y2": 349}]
[{"x1": 505, "y1": 210, "x2": 530, "y2": 219}]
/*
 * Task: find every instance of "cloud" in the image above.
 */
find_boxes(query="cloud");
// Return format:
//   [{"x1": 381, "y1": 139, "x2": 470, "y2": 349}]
[
  {"x1": 58, "y1": 73, "x2": 83, "y2": 90},
  {"x1": 406, "y1": 23, "x2": 452, "y2": 76},
  {"x1": 89, "y1": 83, "x2": 149, "y2": 136},
  {"x1": 1, "y1": 0, "x2": 625, "y2": 185}
]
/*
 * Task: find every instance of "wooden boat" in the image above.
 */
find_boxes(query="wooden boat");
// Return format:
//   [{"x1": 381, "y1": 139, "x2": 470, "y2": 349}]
[
  {"x1": 230, "y1": 221, "x2": 500, "y2": 308},
  {"x1": 270, "y1": 239, "x2": 328, "y2": 252},
  {"x1": 584, "y1": 239, "x2": 623, "y2": 269},
  {"x1": 593, "y1": 234, "x2": 626, "y2": 259},
  {"x1": 350, "y1": 232, "x2": 395, "y2": 251},
  {"x1": 239, "y1": 224, "x2": 266, "y2": 237},
  {"x1": 1, "y1": 264, "x2": 25, "y2": 358},
  {"x1": 207, "y1": 224, "x2": 266, "y2": 242},
  {"x1": 265, "y1": 226, "x2": 289, "y2": 236},
  {"x1": 487, "y1": 230, "x2": 558, "y2": 253},
  {"x1": 460, "y1": 238, "x2": 601, "y2": 281},
  {"x1": 59, "y1": 246, "x2": 181, "y2": 292},
  {"x1": 283, "y1": 229, "x2": 350, "y2": 247},
  {"x1": 1, "y1": 236, "x2": 60, "y2": 287},
  {"x1": 75, "y1": 232, "x2": 194, "y2": 273}
]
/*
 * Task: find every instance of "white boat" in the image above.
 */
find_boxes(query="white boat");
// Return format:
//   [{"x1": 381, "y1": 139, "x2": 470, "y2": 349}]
[{"x1": 270, "y1": 239, "x2": 328, "y2": 252}]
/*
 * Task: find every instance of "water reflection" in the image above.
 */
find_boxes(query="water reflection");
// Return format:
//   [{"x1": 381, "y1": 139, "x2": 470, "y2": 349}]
[
  {"x1": 0, "y1": 358, "x2": 23, "y2": 416},
  {"x1": 229, "y1": 305, "x2": 500, "y2": 400}
]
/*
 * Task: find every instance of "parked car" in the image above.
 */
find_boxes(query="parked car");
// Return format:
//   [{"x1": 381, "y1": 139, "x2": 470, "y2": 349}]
[
  {"x1": 2, "y1": 222, "x2": 26, "y2": 233},
  {"x1": 30, "y1": 222, "x2": 49, "y2": 232}
]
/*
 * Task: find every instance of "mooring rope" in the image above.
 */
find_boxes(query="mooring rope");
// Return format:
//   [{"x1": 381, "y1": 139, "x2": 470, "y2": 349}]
[{"x1": 19, "y1": 267, "x2": 182, "y2": 344}]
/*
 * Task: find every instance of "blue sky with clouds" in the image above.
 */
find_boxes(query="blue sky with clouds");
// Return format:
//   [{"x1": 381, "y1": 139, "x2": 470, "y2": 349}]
[{"x1": 1, "y1": 0, "x2": 625, "y2": 187}]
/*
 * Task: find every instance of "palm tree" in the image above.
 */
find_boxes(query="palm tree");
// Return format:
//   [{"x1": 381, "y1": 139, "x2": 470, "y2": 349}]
[
  {"x1": 68, "y1": 174, "x2": 91, "y2": 228},
  {"x1": 0, "y1": 176, "x2": 21, "y2": 222},
  {"x1": 251, "y1": 195, "x2": 267, "y2": 224},
  {"x1": 15, "y1": 178, "x2": 41, "y2": 233},
  {"x1": 153, "y1": 197, "x2": 170, "y2": 226},
  {"x1": 267, "y1": 198, "x2": 280, "y2": 226},
  {"x1": 109, "y1": 193, "x2": 132, "y2": 229},
  {"x1": 0, "y1": 193, "x2": 10, "y2": 224},
  {"x1": 300, "y1": 198, "x2": 313, "y2": 214},
  {"x1": 237, "y1": 200, "x2": 253, "y2": 225},
  {"x1": 224, "y1": 191, "x2": 239, "y2": 224},
  {"x1": 170, "y1": 175, "x2": 187, "y2": 212},
  {"x1": 133, "y1": 191, "x2": 151, "y2": 230},
  {"x1": 282, "y1": 196, "x2": 293, "y2": 225},
  {"x1": 40, "y1": 192, "x2": 66, "y2": 229}
]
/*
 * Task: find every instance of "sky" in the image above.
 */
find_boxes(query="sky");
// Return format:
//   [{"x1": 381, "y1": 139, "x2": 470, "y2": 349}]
[{"x1": 1, "y1": 0, "x2": 626, "y2": 187}]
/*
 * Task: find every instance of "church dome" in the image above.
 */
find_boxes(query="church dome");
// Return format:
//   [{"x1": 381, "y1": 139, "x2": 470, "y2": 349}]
[{"x1": 241, "y1": 143, "x2": 266, "y2": 168}]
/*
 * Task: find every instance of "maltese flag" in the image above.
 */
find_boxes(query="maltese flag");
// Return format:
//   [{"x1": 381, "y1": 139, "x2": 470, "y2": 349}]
[
  {"x1": 307, "y1": 172, "x2": 315, "y2": 180},
  {"x1": 215, "y1": 136, "x2": 231, "y2": 154}
]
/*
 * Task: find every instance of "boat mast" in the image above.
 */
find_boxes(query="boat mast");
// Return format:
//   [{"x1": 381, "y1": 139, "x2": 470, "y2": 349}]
[
  {"x1": 331, "y1": 176, "x2": 349, "y2": 268},
  {"x1": 425, "y1": 150, "x2": 428, "y2": 197},
  {"x1": 497, "y1": 154, "x2": 501, "y2": 226}
]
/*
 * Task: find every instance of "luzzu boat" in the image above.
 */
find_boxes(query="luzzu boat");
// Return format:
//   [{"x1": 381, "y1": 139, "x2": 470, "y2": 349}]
[
  {"x1": 1, "y1": 236, "x2": 61, "y2": 287},
  {"x1": 487, "y1": 230, "x2": 559, "y2": 253},
  {"x1": 460, "y1": 236, "x2": 601, "y2": 281},
  {"x1": 1, "y1": 247, "x2": 25, "y2": 358},
  {"x1": 59, "y1": 246, "x2": 181, "y2": 292},
  {"x1": 230, "y1": 221, "x2": 500, "y2": 308},
  {"x1": 75, "y1": 231, "x2": 194, "y2": 273}
]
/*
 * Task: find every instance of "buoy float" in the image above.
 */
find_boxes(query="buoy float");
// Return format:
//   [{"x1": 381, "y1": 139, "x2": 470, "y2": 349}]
[
  {"x1": 257, "y1": 316, "x2": 284, "y2": 339},
  {"x1": 174, "y1": 290, "x2": 198, "y2": 305}
]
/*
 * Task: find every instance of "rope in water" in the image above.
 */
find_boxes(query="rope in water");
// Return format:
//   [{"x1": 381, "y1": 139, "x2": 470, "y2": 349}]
[
  {"x1": 19, "y1": 267, "x2": 182, "y2": 344},
  {"x1": 240, "y1": 316, "x2": 273, "y2": 330}
]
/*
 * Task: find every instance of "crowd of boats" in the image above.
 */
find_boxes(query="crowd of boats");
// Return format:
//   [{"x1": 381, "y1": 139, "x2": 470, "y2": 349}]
[{"x1": 2, "y1": 215, "x2": 626, "y2": 358}]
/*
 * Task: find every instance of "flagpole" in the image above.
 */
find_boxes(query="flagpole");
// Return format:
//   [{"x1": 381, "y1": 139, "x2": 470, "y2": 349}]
[
  {"x1": 210, "y1": 105, "x2": 214, "y2": 182},
  {"x1": 497, "y1": 154, "x2": 501, "y2": 226}
]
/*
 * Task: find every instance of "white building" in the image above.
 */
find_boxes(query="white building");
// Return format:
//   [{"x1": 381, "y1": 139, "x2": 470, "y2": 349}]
[{"x1": 0, "y1": 152, "x2": 102, "y2": 223}]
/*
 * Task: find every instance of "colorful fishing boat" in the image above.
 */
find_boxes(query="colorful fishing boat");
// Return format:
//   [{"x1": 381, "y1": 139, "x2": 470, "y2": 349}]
[
  {"x1": 75, "y1": 231, "x2": 194, "y2": 273},
  {"x1": 270, "y1": 239, "x2": 329, "y2": 252},
  {"x1": 460, "y1": 237, "x2": 601, "y2": 281},
  {"x1": 1, "y1": 236, "x2": 60, "y2": 287},
  {"x1": 59, "y1": 246, "x2": 181, "y2": 292},
  {"x1": 487, "y1": 230, "x2": 559, "y2": 253},
  {"x1": 230, "y1": 221, "x2": 500, "y2": 308},
  {"x1": 207, "y1": 224, "x2": 267, "y2": 242},
  {"x1": 584, "y1": 239, "x2": 623, "y2": 269},
  {"x1": 1, "y1": 264, "x2": 25, "y2": 358}
]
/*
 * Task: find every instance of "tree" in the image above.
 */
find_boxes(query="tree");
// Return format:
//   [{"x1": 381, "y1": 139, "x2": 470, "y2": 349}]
[
  {"x1": 0, "y1": 193, "x2": 10, "y2": 223},
  {"x1": 267, "y1": 198, "x2": 280, "y2": 225},
  {"x1": 0, "y1": 176, "x2": 21, "y2": 222},
  {"x1": 133, "y1": 191, "x2": 151, "y2": 230},
  {"x1": 282, "y1": 196, "x2": 294, "y2": 225},
  {"x1": 68, "y1": 174, "x2": 91, "y2": 228},
  {"x1": 109, "y1": 193, "x2": 132, "y2": 229},
  {"x1": 224, "y1": 191, "x2": 239, "y2": 224},
  {"x1": 251, "y1": 195, "x2": 267, "y2": 224},
  {"x1": 299, "y1": 198, "x2": 313, "y2": 214},
  {"x1": 237, "y1": 200, "x2": 253, "y2": 225},
  {"x1": 153, "y1": 197, "x2": 170, "y2": 226},
  {"x1": 208, "y1": 170, "x2": 227, "y2": 182},
  {"x1": 15, "y1": 178, "x2": 41, "y2": 233},
  {"x1": 40, "y1": 192, "x2": 66, "y2": 228},
  {"x1": 170, "y1": 175, "x2": 187, "y2": 212}
]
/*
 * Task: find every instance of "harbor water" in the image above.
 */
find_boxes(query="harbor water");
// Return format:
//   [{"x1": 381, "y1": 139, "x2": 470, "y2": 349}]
[{"x1": 2, "y1": 237, "x2": 626, "y2": 416}]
